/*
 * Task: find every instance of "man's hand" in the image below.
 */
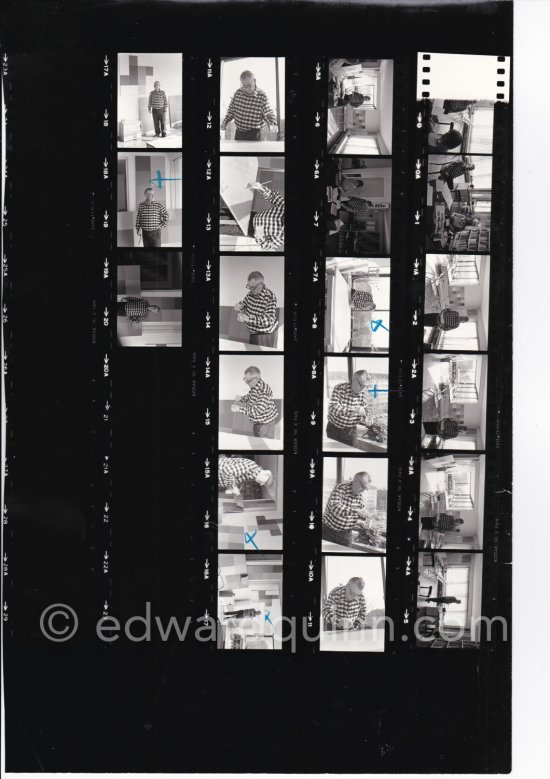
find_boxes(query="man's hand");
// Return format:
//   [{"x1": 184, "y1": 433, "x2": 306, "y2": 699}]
[
  {"x1": 225, "y1": 486, "x2": 241, "y2": 497},
  {"x1": 254, "y1": 225, "x2": 265, "y2": 243},
  {"x1": 230, "y1": 404, "x2": 240, "y2": 413},
  {"x1": 148, "y1": 107, "x2": 152, "y2": 114},
  {"x1": 136, "y1": 228, "x2": 142, "y2": 235},
  {"x1": 357, "y1": 508, "x2": 369, "y2": 520},
  {"x1": 356, "y1": 619, "x2": 372, "y2": 630},
  {"x1": 336, "y1": 617, "x2": 354, "y2": 630},
  {"x1": 237, "y1": 313, "x2": 250, "y2": 323},
  {"x1": 250, "y1": 181, "x2": 268, "y2": 193},
  {"x1": 270, "y1": 124, "x2": 279, "y2": 133},
  {"x1": 234, "y1": 395, "x2": 242, "y2": 402},
  {"x1": 234, "y1": 302, "x2": 244, "y2": 312}
]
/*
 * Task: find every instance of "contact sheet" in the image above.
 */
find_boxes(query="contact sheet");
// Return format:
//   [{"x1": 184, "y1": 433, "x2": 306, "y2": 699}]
[{"x1": 2, "y1": 0, "x2": 513, "y2": 773}]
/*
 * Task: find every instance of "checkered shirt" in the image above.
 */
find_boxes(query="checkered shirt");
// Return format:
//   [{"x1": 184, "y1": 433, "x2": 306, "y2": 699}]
[
  {"x1": 122, "y1": 297, "x2": 151, "y2": 324},
  {"x1": 253, "y1": 188, "x2": 285, "y2": 251},
  {"x1": 221, "y1": 87, "x2": 277, "y2": 131},
  {"x1": 148, "y1": 89, "x2": 168, "y2": 110},
  {"x1": 239, "y1": 378, "x2": 278, "y2": 424},
  {"x1": 323, "y1": 481, "x2": 366, "y2": 532},
  {"x1": 352, "y1": 290, "x2": 375, "y2": 310},
  {"x1": 240, "y1": 286, "x2": 278, "y2": 334},
  {"x1": 440, "y1": 160, "x2": 468, "y2": 180},
  {"x1": 328, "y1": 381, "x2": 370, "y2": 429},
  {"x1": 439, "y1": 418, "x2": 459, "y2": 438},
  {"x1": 218, "y1": 456, "x2": 263, "y2": 490},
  {"x1": 135, "y1": 200, "x2": 169, "y2": 231},
  {"x1": 438, "y1": 309, "x2": 461, "y2": 331},
  {"x1": 323, "y1": 585, "x2": 367, "y2": 626},
  {"x1": 342, "y1": 197, "x2": 374, "y2": 215},
  {"x1": 434, "y1": 513, "x2": 459, "y2": 532}
]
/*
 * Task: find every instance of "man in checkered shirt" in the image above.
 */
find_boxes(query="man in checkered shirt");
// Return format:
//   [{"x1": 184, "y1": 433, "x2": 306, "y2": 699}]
[
  {"x1": 424, "y1": 309, "x2": 469, "y2": 331},
  {"x1": 232, "y1": 366, "x2": 279, "y2": 439},
  {"x1": 249, "y1": 182, "x2": 285, "y2": 251},
  {"x1": 234, "y1": 271, "x2": 279, "y2": 348},
  {"x1": 117, "y1": 296, "x2": 160, "y2": 325},
  {"x1": 322, "y1": 471, "x2": 373, "y2": 548},
  {"x1": 436, "y1": 158, "x2": 476, "y2": 190},
  {"x1": 326, "y1": 369, "x2": 375, "y2": 448},
  {"x1": 218, "y1": 455, "x2": 273, "y2": 496},
  {"x1": 148, "y1": 81, "x2": 169, "y2": 138},
  {"x1": 422, "y1": 417, "x2": 459, "y2": 439},
  {"x1": 323, "y1": 576, "x2": 369, "y2": 630},
  {"x1": 221, "y1": 70, "x2": 278, "y2": 141},
  {"x1": 135, "y1": 187, "x2": 170, "y2": 247},
  {"x1": 421, "y1": 513, "x2": 464, "y2": 533}
]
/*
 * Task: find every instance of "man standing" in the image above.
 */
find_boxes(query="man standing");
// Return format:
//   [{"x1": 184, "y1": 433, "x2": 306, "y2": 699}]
[
  {"x1": 235, "y1": 271, "x2": 279, "y2": 348},
  {"x1": 135, "y1": 187, "x2": 170, "y2": 247},
  {"x1": 422, "y1": 595, "x2": 462, "y2": 606},
  {"x1": 322, "y1": 471, "x2": 373, "y2": 548},
  {"x1": 218, "y1": 455, "x2": 273, "y2": 496},
  {"x1": 424, "y1": 309, "x2": 469, "y2": 331},
  {"x1": 148, "y1": 80, "x2": 169, "y2": 138},
  {"x1": 223, "y1": 608, "x2": 262, "y2": 620},
  {"x1": 250, "y1": 182, "x2": 285, "y2": 251},
  {"x1": 117, "y1": 296, "x2": 160, "y2": 325},
  {"x1": 323, "y1": 577, "x2": 369, "y2": 630},
  {"x1": 232, "y1": 366, "x2": 279, "y2": 439},
  {"x1": 221, "y1": 70, "x2": 278, "y2": 141},
  {"x1": 327, "y1": 369, "x2": 374, "y2": 447}
]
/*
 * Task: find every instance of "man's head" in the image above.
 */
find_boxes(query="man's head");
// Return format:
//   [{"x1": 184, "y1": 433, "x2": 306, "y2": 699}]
[
  {"x1": 466, "y1": 163, "x2": 476, "y2": 172},
  {"x1": 351, "y1": 369, "x2": 371, "y2": 394},
  {"x1": 351, "y1": 471, "x2": 372, "y2": 495},
  {"x1": 244, "y1": 366, "x2": 261, "y2": 388},
  {"x1": 348, "y1": 577, "x2": 365, "y2": 597},
  {"x1": 440, "y1": 128, "x2": 463, "y2": 150},
  {"x1": 246, "y1": 271, "x2": 265, "y2": 295},
  {"x1": 240, "y1": 70, "x2": 256, "y2": 94},
  {"x1": 351, "y1": 180, "x2": 364, "y2": 189},
  {"x1": 154, "y1": 81, "x2": 161, "y2": 90},
  {"x1": 147, "y1": 305, "x2": 160, "y2": 314},
  {"x1": 348, "y1": 92, "x2": 366, "y2": 107},
  {"x1": 456, "y1": 518, "x2": 465, "y2": 525},
  {"x1": 144, "y1": 187, "x2": 154, "y2": 202},
  {"x1": 255, "y1": 469, "x2": 273, "y2": 488}
]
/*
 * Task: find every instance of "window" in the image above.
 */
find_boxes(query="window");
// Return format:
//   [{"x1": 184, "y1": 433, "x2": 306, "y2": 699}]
[
  {"x1": 442, "y1": 566, "x2": 470, "y2": 628},
  {"x1": 441, "y1": 321, "x2": 480, "y2": 351},
  {"x1": 447, "y1": 472, "x2": 474, "y2": 509},
  {"x1": 337, "y1": 135, "x2": 380, "y2": 155},
  {"x1": 467, "y1": 106, "x2": 494, "y2": 153}
]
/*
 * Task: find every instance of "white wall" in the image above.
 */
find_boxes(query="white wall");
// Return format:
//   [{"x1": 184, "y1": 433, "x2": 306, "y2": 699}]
[
  {"x1": 378, "y1": 60, "x2": 394, "y2": 154},
  {"x1": 219, "y1": 354, "x2": 284, "y2": 399},
  {"x1": 219, "y1": 256, "x2": 285, "y2": 307}
]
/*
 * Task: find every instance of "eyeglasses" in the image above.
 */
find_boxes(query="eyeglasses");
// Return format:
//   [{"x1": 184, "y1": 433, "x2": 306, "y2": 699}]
[
  {"x1": 243, "y1": 376, "x2": 257, "y2": 384},
  {"x1": 246, "y1": 282, "x2": 262, "y2": 291}
]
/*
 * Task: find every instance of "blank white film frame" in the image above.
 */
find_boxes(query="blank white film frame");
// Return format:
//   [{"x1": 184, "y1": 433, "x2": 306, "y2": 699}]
[{"x1": 417, "y1": 52, "x2": 510, "y2": 103}]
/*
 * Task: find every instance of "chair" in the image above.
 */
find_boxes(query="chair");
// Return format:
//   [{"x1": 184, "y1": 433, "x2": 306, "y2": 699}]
[{"x1": 418, "y1": 585, "x2": 433, "y2": 598}]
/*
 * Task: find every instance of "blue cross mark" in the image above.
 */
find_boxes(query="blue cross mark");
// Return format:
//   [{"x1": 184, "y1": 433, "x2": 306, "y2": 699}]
[
  {"x1": 371, "y1": 319, "x2": 390, "y2": 333},
  {"x1": 264, "y1": 611, "x2": 274, "y2": 626},
  {"x1": 149, "y1": 169, "x2": 183, "y2": 189},
  {"x1": 244, "y1": 530, "x2": 259, "y2": 550},
  {"x1": 368, "y1": 384, "x2": 389, "y2": 399}
]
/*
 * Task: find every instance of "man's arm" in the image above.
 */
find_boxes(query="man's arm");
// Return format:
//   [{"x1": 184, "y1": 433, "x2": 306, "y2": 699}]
[
  {"x1": 325, "y1": 486, "x2": 356, "y2": 522},
  {"x1": 245, "y1": 293, "x2": 277, "y2": 330},
  {"x1": 322, "y1": 591, "x2": 338, "y2": 626},
  {"x1": 220, "y1": 94, "x2": 236, "y2": 129},
  {"x1": 355, "y1": 594, "x2": 368, "y2": 625},
  {"x1": 260, "y1": 186, "x2": 285, "y2": 208},
  {"x1": 135, "y1": 204, "x2": 142, "y2": 231},
  {"x1": 147, "y1": 92, "x2": 152, "y2": 111},
  {"x1": 261, "y1": 95, "x2": 277, "y2": 127},
  {"x1": 160, "y1": 204, "x2": 170, "y2": 227}
]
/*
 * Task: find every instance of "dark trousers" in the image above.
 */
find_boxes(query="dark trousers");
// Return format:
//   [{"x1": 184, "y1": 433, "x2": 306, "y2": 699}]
[
  {"x1": 424, "y1": 313, "x2": 442, "y2": 327},
  {"x1": 235, "y1": 128, "x2": 261, "y2": 141},
  {"x1": 421, "y1": 517, "x2": 435, "y2": 530},
  {"x1": 250, "y1": 331, "x2": 277, "y2": 348},
  {"x1": 326, "y1": 421, "x2": 357, "y2": 447},
  {"x1": 152, "y1": 108, "x2": 166, "y2": 136},
  {"x1": 142, "y1": 228, "x2": 162, "y2": 247},
  {"x1": 423, "y1": 421, "x2": 440, "y2": 435},
  {"x1": 116, "y1": 301, "x2": 127, "y2": 316},
  {"x1": 253, "y1": 421, "x2": 275, "y2": 439},
  {"x1": 322, "y1": 523, "x2": 353, "y2": 547}
]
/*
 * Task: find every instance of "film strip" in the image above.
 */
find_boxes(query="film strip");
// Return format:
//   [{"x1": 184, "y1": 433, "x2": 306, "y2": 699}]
[
  {"x1": 408, "y1": 52, "x2": 512, "y2": 649},
  {"x1": 95, "y1": 49, "x2": 510, "y2": 656}
]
